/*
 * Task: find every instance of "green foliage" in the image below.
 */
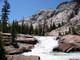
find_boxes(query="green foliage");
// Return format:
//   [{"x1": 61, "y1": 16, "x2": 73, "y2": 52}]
[
  {"x1": 11, "y1": 20, "x2": 19, "y2": 48},
  {"x1": 20, "y1": 20, "x2": 25, "y2": 34},
  {"x1": 66, "y1": 27, "x2": 77, "y2": 35},
  {"x1": 34, "y1": 27, "x2": 38, "y2": 35},
  {"x1": 71, "y1": 27, "x2": 77, "y2": 35},
  {"x1": 61, "y1": 21, "x2": 65, "y2": 26},
  {"x1": 0, "y1": 32, "x2": 7, "y2": 60},
  {"x1": 38, "y1": 24, "x2": 43, "y2": 36},
  {"x1": 68, "y1": 27, "x2": 72, "y2": 34},
  {"x1": 52, "y1": 22, "x2": 56, "y2": 30},
  {"x1": 65, "y1": 31, "x2": 69, "y2": 35},
  {"x1": 0, "y1": 20, "x2": 2, "y2": 31},
  {"x1": 14, "y1": 20, "x2": 20, "y2": 33},
  {"x1": 49, "y1": 22, "x2": 56, "y2": 32},
  {"x1": 29, "y1": 23, "x2": 34, "y2": 34},
  {"x1": 1, "y1": 0, "x2": 10, "y2": 33},
  {"x1": 57, "y1": 23, "x2": 62, "y2": 28},
  {"x1": 68, "y1": 13, "x2": 74, "y2": 21}
]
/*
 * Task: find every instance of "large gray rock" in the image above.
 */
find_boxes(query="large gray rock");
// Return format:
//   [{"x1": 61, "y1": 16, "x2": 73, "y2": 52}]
[
  {"x1": 16, "y1": 35, "x2": 38, "y2": 44},
  {"x1": 8, "y1": 47, "x2": 31, "y2": 55},
  {"x1": 7, "y1": 55, "x2": 40, "y2": 60},
  {"x1": 16, "y1": 37, "x2": 38, "y2": 44}
]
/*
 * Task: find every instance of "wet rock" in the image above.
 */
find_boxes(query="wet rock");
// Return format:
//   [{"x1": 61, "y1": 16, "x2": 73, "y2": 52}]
[{"x1": 53, "y1": 43, "x2": 76, "y2": 53}]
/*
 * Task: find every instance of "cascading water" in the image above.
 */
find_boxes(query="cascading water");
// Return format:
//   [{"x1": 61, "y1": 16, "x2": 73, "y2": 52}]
[{"x1": 22, "y1": 36, "x2": 80, "y2": 60}]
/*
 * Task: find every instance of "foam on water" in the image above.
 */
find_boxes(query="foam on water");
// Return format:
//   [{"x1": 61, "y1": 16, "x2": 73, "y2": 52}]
[{"x1": 22, "y1": 36, "x2": 80, "y2": 60}]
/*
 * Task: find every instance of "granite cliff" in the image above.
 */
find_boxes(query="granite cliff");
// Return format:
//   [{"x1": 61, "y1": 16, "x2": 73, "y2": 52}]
[{"x1": 19, "y1": 0, "x2": 80, "y2": 36}]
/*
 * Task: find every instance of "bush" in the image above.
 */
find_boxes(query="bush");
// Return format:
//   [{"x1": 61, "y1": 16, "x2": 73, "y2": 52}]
[{"x1": 0, "y1": 32, "x2": 7, "y2": 60}]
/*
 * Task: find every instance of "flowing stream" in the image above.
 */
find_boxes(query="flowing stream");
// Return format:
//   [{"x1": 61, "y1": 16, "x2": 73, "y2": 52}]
[{"x1": 22, "y1": 36, "x2": 80, "y2": 60}]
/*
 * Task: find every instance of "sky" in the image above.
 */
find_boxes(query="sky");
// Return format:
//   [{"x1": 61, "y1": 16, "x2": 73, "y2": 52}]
[{"x1": 0, "y1": 0, "x2": 68, "y2": 22}]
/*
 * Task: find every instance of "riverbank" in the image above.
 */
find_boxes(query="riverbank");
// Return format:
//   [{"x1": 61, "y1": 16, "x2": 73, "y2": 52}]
[
  {"x1": 53, "y1": 34, "x2": 80, "y2": 52},
  {"x1": 2, "y1": 33, "x2": 39, "y2": 60},
  {"x1": 2, "y1": 33, "x2": 80, "y2": 60}
]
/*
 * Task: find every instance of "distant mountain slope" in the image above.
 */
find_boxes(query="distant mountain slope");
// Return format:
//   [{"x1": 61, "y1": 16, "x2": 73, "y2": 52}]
[{"x1": 19, "y1": 1, "x2": 80, "y2": 36}]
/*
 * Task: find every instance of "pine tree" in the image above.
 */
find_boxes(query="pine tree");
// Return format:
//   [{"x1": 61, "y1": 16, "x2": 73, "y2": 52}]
[
  {"x1": 20, "y1": 20, "x2": 25, "y2": 34},
  {"x1": 0, "y1": 32, "x2": 7, "y2": 60},
  {"x1": 38, "y1": 23, "x2": 43, "y2": 36},
  {"x1": 29, "y1": 23, "x2": 34, "y2": 35},
  {"x1": 42, "y1": 17, "x2": 48, "y2": 36},
  {"x1": 14, "y1": 20, "x2": 19, "y2": 33},
  {"x1": 61, "y1": 21, "x2": 65, "y2": 26},
  {"x1": 34, "y1": 27, "x2": 38, "y2": 35},
  {"x1": 11, "y1": 20, "x2": 19, "y2": 48},
  {"x1": 7, "y1": 23, "x2": 11, "y2": 33},
  {"x1": 58, "y1": 32, "x2": 62, "y2": 36},
  {"x1": 49, "y1": 23, "x2": 53, "y2": 32},
  {"x1": 0, "y1": 20, "x2": 1, "y2": 31},
  {"x1": 69, "y1": 27, "x2": 71, "y2": 34},
  {"x1": 52, "y1": 22, "x2": 56, "y2": 30},
  {"x1": 1, "y1": 0, "x2": 10, "y2": 33},
  {"x1": 71, "y1": 27, "x2": 77, "y2": 35},
  {"x1": 26, "y1": 23, "x2": 29, "y2": 34},
  {"x1": 57, "y1": 23, "x2": 62, "y2": 28}
]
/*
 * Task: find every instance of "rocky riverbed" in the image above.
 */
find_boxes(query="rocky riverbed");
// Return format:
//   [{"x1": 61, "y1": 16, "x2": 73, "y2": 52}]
[
  {"x1": 2, "y1": 33, "x2": 39, "y2": 60},
  {"x1": 2, "y1": 33, "x2": 80, "y2": 60}
]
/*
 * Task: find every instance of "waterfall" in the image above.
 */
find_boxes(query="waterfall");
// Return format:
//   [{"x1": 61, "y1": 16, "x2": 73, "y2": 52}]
[
  {"x1": 22, "y1": 36, "x2": 80, "y2": 60},
  {"x1": 31, "y1": 36, "x2": 58, "y2": 53}
]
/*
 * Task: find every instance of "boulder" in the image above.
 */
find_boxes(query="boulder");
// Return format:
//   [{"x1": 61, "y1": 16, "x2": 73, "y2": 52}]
[
  {"x1": 8, "y1": 47, "x2": 31, "y2": 55},
  {"x1": 7, "y1": 55, "x2": 40, "y2": 60},
  {"x1": 5, "y1": 43, "x2": 33, "y2": 55},
  {"x1": 20, "y1": 47, "x2": 31, "y2": 52},
  {"x1": 53, "y1": 43, "x2": 76, "y2": 52},
  {"x1": 60, "y1": 35, "x2": 80, "y2": 46},
  {"x1": 17, "y1": 34, "x2": 33, "y2": 38},
  {"x1": 54, "y1": 35, "x2": 80, "y2": 52},
  {"x1": 8, "y1": 49, "x2": 23, "y2": 55},
  {"x1": 16, "y1": 37, "x2": 38, "y2": 44},
  {"x1": 4, "y1": 42, "x2": 11, "y2": 46}
]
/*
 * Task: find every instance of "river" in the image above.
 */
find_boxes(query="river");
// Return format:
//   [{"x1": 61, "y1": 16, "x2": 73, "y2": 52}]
[{"x1": 22, "y1": 36, "x2": 80, "y2": 60}]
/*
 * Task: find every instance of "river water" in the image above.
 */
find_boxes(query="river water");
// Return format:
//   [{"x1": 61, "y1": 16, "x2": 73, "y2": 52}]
[{"x1": 22, "y1": 36, "x2": 80, "y2": 60}]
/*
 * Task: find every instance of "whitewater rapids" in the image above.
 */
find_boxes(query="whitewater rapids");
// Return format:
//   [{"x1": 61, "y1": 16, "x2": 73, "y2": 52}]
[{"x1": 22, "y1": 36, "x2": 80, "y2": 60}]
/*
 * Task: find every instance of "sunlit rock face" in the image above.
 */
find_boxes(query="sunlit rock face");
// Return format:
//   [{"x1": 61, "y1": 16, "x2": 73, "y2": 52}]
[{"x1": 19, "y1": 1, "x2": 80, "y2": 35}]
